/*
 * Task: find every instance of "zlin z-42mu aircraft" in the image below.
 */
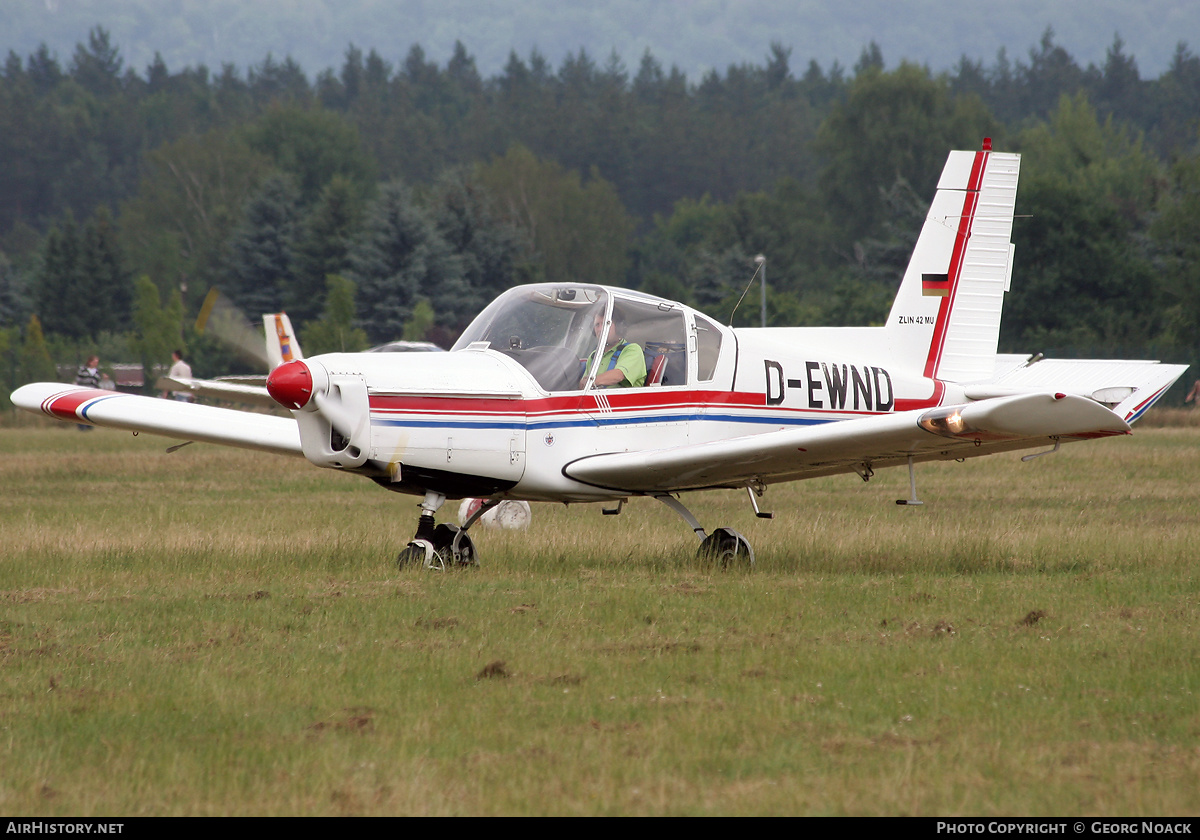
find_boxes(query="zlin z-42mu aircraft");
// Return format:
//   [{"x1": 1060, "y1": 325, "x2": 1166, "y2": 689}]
[{"x1": 14, "y1": 142, "x2": 1187, "y2": 568}]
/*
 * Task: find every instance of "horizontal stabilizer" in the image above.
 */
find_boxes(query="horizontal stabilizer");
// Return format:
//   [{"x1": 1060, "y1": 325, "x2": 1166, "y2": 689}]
[
  {"x1": 966, "y1": 357, "x2": 1188, "y2": 424},
  {"x1": 12, "y1": 383, "x2": 302, "y2": 456},
  {"x1": 564, "y1": 393, "x2": 1127, "y2": 493}
]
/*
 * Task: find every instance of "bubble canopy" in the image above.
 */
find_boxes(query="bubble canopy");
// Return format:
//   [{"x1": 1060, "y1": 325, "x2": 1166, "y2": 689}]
[{"x1": 452, "y1": 284, "x2": 610, "y2": 392}]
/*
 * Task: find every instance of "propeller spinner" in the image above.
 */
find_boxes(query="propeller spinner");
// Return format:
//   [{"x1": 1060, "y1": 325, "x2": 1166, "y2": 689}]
[{"x1": 266, "y1": 360, "x2": 314, "y2": 410}]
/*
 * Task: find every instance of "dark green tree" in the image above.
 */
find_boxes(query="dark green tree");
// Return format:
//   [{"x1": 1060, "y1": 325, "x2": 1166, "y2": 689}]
[
  {"x1": 0, "y1": 251, "x2": 32, "y2": 330},
  {"x1": 224, "y1": 173, "x2": 301, "y2": 316},
  {"x1": 291, "y1": 175, "x2": 364, "y2": 325},
  {"x1": 426, "y1": 168, "x2": 527, "y2": 308},
  {"x1": 70, "y1": 27, "x2": 123, "y2": 98},
  {"x1": 301, "y1": 273, "x2": 369, "y2": 354},
  {"x1": 1003, "y1": 94, "x2": 1162, "y2": 349},
  {"x1": 475, "y1": 145, "x2": 633, "y2": 287},
  {"x1": 348, "y1": 180, "x2": 465, "y2": 343},
  {"x1": 243, "y1": 104, "x2": 375, "y2": 205},
  {"x1": 815, "y1": 62, "x2": 997, "y2": 245},
  {"x1": 1152, "y1": 148, "x2": 1200, "y2": 349},
  {"x1": 34, "y1": 216, "x2": 90, "y2": 340},
  {"x1": 119, "y1": 128, "x2": 270, "y2": 301},
  {"x1": 1019, "y1": 28, "x2": 1086, "y2": 119},
  {"x1": 1148, "y1": 43, "x2": 1200, "y2": 156},
  {"x1": 81, "y1": 207, "x2": 133, "y2": 333}
]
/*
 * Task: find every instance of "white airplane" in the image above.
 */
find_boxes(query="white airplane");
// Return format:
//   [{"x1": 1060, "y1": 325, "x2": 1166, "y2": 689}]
[{"x1": 14, "y1": 142, "x2": 1186, "y2": 568}]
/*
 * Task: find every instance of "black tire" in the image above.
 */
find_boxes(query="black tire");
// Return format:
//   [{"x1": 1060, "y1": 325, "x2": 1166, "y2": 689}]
[
  {"x1": 396, "y1": 543, "x2": 426, "y2": 569},
  {"x1": 432, "y1": 524, "x2": 478, "y2": 568},
  {"x1": 697, "y1": 527, "x2": 755, "y2": 568}
]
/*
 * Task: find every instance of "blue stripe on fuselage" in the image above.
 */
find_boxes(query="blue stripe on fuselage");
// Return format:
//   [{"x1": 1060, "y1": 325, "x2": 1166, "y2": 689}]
[{"x1": 372, "y1": 412, "x2": 839, "y2": 431}]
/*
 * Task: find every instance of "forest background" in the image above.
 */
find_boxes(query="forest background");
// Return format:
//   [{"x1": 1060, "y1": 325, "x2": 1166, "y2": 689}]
[{"x1": 2, "y1": 15, "x2": 1200, "y2": 404}]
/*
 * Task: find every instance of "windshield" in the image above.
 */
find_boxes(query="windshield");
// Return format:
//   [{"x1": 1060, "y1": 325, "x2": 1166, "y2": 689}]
[{"x1": 453, "y1": 284, "x2": 608, "y2": 391}]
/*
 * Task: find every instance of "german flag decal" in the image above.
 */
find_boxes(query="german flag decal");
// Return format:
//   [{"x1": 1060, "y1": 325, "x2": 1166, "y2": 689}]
[{"x1": 922, "y1": 273, "x2": 950, "y2": 297}]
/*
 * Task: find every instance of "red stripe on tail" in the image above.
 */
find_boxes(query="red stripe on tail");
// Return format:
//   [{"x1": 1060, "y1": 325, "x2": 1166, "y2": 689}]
[{"x1": 923, "y1": 150, "x2": 988, "y2": 380}]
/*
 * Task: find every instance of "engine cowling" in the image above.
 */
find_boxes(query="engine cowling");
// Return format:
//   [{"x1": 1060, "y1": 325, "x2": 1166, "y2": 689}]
[{"x1": 267, "y1": 359, "x2": 371, "y2": 469}]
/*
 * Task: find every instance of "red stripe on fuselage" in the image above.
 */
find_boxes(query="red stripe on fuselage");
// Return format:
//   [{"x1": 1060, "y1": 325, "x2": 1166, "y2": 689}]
[
  {"x1": 894, "y1": 380, "x2": 946, "y2": 413},
  {"x1": 369, "y1": 388, "x2": 917, "y2": 424},
  {"x1": 923, "y1": 150, "x2": 988, "y2": 380},
  {"x1": 369, "y1": 389, "x2": 771, "y2": 417}
]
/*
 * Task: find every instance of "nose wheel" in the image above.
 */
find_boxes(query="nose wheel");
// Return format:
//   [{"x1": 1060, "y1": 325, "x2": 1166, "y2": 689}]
[{"x1": 396, "y1": 491, "x2": 489, "y2": 570}]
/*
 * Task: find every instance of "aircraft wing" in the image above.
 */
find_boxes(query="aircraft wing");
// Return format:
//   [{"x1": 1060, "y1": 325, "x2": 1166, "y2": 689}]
[
  {"x1": 155, "y1": 376, "x2": 276, "y2": 408},
  {"x1": 563, "y1": 393, "x2": 1130, "y2": 493},
  {"x1": 12, "y1": 383, "x2": 302, "y2": 457}
]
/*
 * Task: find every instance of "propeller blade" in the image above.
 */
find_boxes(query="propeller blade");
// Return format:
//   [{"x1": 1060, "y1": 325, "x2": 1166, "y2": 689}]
[
  {"x1": 313, "y1": 389, "x2": 359, "y2": 440},
  {"x1": 196, "y1": 289, "x2": 272, "y2": 369}
]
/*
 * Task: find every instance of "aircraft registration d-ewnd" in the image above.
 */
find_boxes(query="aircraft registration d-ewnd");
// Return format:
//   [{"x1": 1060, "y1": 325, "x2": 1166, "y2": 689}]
[{"x1": 13, "y1": 142, "x2": 1187, "y2": 568}]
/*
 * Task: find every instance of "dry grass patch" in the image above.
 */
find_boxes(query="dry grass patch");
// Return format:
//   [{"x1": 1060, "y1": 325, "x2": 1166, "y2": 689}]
[{"x1": 1, "y1": 426, "x2": 1198, "y2": 815}]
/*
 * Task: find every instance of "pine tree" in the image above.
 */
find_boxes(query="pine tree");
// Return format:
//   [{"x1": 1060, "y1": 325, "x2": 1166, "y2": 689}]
[
  {"x1": 224, "y1": 173, "x2": 300, "y2": 316},
  {"x1": 348, "y1": 180, "x2": 465, "y2": 343},
  {"x1": 35, "y1": 217, "x2": 91, "y2": 340},
  {"x1": 81, "y1": 207, "x2": 133, "y2": 333},
  {"x1": 292, "y1": 176, "x2": 363, "y2": 324}
]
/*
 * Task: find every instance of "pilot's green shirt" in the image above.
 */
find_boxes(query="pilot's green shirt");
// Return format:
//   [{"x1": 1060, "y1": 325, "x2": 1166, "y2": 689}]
[{"x1": 594, "y1": 342, "x2": 646, "y2": 388}]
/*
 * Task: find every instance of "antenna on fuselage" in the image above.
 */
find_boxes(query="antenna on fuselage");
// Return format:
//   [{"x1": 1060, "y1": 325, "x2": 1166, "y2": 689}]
[{"x1": 728, "y1": 256, "x2": 767, "y2": 327}]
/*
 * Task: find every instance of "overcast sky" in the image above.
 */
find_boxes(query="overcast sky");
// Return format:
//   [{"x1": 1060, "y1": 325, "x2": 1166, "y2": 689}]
[{"x1": 5, "y1": 0, "x2": 1194, "y2": 80}]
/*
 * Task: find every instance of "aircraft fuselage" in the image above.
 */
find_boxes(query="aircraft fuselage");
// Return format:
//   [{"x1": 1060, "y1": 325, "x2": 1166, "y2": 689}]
[{"x1": 291, "y1": 321, "x2": 967, "y2": 503}]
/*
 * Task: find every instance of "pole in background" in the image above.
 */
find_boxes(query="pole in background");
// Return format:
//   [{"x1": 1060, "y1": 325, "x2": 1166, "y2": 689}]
[{"x1": 754, "y1": 254, "x2": 766, "y2": 328}]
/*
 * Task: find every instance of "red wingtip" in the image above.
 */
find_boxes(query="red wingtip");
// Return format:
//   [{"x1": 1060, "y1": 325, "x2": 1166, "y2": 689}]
[
  {"x1": 982, "y1": 137, "x2": 992, "y2": 151},
  {"x1": 266, "y1": 359, "x2": 313, "y2": 410}
]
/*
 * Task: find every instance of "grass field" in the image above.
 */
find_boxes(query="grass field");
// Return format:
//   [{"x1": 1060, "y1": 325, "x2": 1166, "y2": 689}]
[{"x1": 1, "y1": 417, "x2": 1198, "y2": 816}]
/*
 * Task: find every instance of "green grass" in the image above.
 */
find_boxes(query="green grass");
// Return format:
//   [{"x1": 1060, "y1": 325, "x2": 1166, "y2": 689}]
[{"x1": 1, "y1": 423, "x2": 1197, "y2": 815}]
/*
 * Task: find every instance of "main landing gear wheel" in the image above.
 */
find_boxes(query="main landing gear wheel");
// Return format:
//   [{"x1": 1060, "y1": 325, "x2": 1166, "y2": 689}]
[
  {"x1": 697, "y1": 527, "x2": 755, "y2": 568},
  {"x1": 653, "y1": 495, "x2": 757, "y2": 571}
]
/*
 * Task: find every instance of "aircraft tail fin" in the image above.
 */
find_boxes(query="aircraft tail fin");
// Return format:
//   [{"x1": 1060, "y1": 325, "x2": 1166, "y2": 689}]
[
  {"x1": 264, "y1": 313, "x2": 303, "y2": 369},
  {"x1": 886, "y1": 141, "x2": 1021, "y2": 383}
]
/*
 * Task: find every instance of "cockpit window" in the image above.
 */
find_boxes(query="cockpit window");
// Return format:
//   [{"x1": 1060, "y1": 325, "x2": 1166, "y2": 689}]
[
  {"x1": 584, "y1": 298, "x2": 688, "y2": 389},
  {"x1": 694, "y1": 315, "x2": 723, "y2": 381},
  {"x1": 452, "y1": 284, "x2": 607, "y2": 391}
]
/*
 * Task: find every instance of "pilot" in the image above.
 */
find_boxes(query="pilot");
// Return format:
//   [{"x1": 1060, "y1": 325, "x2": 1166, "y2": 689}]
[{"x1": 581, "y1": 309, "x2": 646, "y2": 389}]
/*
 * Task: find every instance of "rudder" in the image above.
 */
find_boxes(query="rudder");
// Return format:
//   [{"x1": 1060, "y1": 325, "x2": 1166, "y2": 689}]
[
  {"x1": 885, "y1": 141, "x2": 1020, "y2": 383},
  {"x1": 264, "y1": 313, "x2": 304, "y2": 369}
]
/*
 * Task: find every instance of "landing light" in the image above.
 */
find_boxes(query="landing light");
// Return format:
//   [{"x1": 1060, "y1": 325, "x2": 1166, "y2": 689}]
[{"x1": 918, "y1": 406, "x2": 978, "y2": 438}]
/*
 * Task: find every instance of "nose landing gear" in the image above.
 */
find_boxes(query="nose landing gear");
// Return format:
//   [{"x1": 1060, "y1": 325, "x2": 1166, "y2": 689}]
[{"x1": 396, "y1": 491, "x2": 492, "y2": 570}]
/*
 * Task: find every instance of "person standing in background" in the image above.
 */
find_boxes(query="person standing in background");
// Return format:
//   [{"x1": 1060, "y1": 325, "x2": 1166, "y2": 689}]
[
  {"x1": 164, "y1": 350, "x2": 194, "y2": 402},
  {"x1": 73, "y1": 355, "x2": 101, "y2": 430}
]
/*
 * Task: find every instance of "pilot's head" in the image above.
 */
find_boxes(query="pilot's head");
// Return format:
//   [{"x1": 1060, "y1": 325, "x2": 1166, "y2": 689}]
[{"x1": 593, "y1": 309, "x2": 625, "y2": 348}]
